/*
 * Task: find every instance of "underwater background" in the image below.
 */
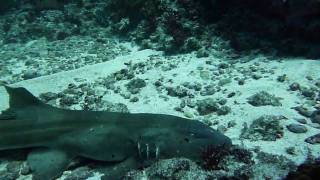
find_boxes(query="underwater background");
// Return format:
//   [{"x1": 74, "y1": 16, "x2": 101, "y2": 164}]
[{"x1": 0, "y1": 0, "x2": 319, "y2": 179}]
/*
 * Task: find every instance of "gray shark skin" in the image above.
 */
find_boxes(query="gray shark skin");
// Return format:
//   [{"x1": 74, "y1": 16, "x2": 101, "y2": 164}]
[{"x1": 0, "y1": 86, "x2": 232, "y2": 180}]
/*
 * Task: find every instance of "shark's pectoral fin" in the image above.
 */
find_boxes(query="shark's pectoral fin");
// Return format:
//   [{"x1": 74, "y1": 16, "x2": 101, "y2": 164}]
[
  {"x1": 97, "y1": 157, "x2": 139, "y2": 180},
  {"x1": 27, "y1": 148, "x2": 73, "y2": 180}
]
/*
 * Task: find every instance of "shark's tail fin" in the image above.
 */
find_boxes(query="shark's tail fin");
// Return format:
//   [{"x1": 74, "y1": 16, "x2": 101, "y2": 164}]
[{"x1": 0, "y1": 86, "x2": 45, "y2": 121}]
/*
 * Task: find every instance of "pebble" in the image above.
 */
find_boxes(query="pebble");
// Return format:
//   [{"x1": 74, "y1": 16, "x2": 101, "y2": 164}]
[
  {"x1": 293, "y1": 106, "x2": 313, "y2": 117},
  {"x1": 301, "y1": 88, "x2": 316, "y2": 98},
  {"x1": 305, "y1": 133, "x2": 320, "y2": 144},
  {"x1": 286, "y1": 124, "x2": 308, "y2": 133},
  {"x1": 295, "y1": 118, "x2": 307, "y2": 124},
  {"x1": 238, "y1": 79, "x2": 245, "y2": 85},
  {"x1": 22, "y1": 69, "x2": 39, "y2": 80},
  {"x1": 289, "y1": 83, "x2": 300, "y2": 91},
  {"x1": 39, "y1": 92, "x2": 58, "y2": 102},
  {"x1": 311, "y1": 110, "x2": 320, "y2": 124}
]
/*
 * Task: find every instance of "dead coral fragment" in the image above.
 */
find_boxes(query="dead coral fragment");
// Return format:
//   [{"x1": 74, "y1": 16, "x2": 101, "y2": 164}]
[
  {"x1": 247, "y1": 91, "x2": 282, "y2": 106},
  {"x1": 240, "y1": 115, "x2": 284, "y2": 141}
]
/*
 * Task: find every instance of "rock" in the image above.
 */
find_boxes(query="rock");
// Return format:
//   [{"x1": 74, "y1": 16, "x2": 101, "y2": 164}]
[
  {"x1": 218, "y1": 62, "x2": 229, "y2": 69},
  {"x1": 218, "y1": 78, "x2": 232, "y2": 86},
  {"x1": 39, "y1": 92, "x2": 58, "y2": 102},
  {"x1": 129, "y1": 96, "x2": 139, "y2": 102},
  {"x1": 199, "y1": 70, "x2": 210, "y2": 80},
  {"x1": 217, "y1": 106, "x2": 231, "y2": 116},
  {"x1": 252, "y1": 74, "x2": 262, "y2": 80},
  {"x1": 59, "y1": 95, "x2": 79, "y2": 106},
  {"x1": 20, "y1": 164, "x2": 31, "y2": 175},
  {"x1": 200, "y1": 84, "x2": 216, "y2": 96},
  {"x1": 293, "y1": 106, "x2": 313, "y2": 117},
  {"x1": 22, "y1": 69, "x2": 39, "y2": 80},
  {"x1": 277, "y1": 74, "x2": 287, "y2": 82},
  {"x1": 285, "y1": 147, "x2": 296, "y2": 155},
  {"x1": 289, "y1": 83, "x2": 300, "y2": 91},
  {"x1": 301, "y1": 88, "x2": 316, "y2": 98},
  {"x1": 240, "y1": 115, "x2": 284, "y2": 141},
  {"x1": 305, "y1": 133, "x2": 320, "y2": 144},
  {"x1": 196, "y1": 48, "x2": 210, "y2": 58},
  {"x1": 126, "y1": 78, "x2": 146, "y2": 94},
  {"x1": 217, "y1": 98, "x2": 227, "y2": 105},
  {"x1": 167, "y1": 86, "x2": 189, "y2": 98},
  {"x1": 227, "y1": 92, "x2": 236, "y2": 98},
  {"x1": 247, "y1": 91, "x2": 282, "y2": 106},
  {"x1": 286, "y1": 124, "x2": 307, "y2": 133},
  {"x1": 196, "y1": 98, "x2": 219, "y2": 115},
  {"x1": 295, "y1": 118, "x2": 307, "y2": 124},
  {"x1": 64, "y1": 167, "x2": 94, "y2": 180},
  {"x1": 238, "y1": 79, "x2": 245, "y2": 85},
  {"x1": 311, "y1": 110, "x2": 320, "y2": 124}
]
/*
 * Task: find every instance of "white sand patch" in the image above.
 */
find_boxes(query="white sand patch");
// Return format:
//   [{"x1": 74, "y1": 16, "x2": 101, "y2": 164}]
[{"x1": 0, "y1": 49, "x2": 319, "y2": 179}]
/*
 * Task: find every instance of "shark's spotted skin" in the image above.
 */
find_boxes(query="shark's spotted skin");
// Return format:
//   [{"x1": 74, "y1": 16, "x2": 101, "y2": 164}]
[{"x1": 0, "y1": 86, "x2": 232, "y2": 179}]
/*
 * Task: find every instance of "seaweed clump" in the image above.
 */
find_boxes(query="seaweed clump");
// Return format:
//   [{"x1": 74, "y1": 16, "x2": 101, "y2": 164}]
[{"x1": 201, "y1": 144, "x2": 230, "y2": 170}]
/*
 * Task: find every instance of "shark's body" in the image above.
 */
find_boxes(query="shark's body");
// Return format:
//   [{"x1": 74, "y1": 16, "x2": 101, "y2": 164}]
[{"x1": 0, "y1": 86, "x2": 231, "y2": 179}]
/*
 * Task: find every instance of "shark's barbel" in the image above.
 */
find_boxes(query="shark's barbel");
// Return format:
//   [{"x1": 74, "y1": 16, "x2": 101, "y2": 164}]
[{"x1": 0, "y1": 86, "x2": 232, "y2": 179}]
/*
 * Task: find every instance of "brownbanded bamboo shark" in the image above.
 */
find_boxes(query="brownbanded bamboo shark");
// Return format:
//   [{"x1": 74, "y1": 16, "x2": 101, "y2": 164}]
[{"x1": 0, "y1": 86, "x2": 231, "y2": 179}]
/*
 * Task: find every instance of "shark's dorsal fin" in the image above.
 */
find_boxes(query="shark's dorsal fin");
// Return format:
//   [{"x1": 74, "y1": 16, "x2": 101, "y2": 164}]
[
  {"x1": 4, "y1": 86, "x2": 44, "y2": 108},
  {"x1": 0, "y1": 86, "x2": 46, "y2": 121}
]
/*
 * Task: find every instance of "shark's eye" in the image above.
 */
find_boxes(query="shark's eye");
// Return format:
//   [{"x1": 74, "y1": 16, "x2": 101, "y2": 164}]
[{"x1": 184, "y1": 138, "x2": 190, "y2": 143}]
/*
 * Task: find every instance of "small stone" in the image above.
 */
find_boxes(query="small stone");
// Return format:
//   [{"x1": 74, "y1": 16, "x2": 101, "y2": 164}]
[
  {"x1": 295, "y1": 118, "x2": 307, "y2": 124},
  {"x1": 218, "y1": 63, "x2": 229, "y2": 69},
  {"x1": 306, "y1": 76, "x2": 313, "y2": 81},
  {"x1": 200, "y1": 70, "x2": 210, "y2": 80},
  {"x1": 293, "y1": 106, "x2": 313, "y2": 117},
  {"x1": 59, "y1": 95, "x2": 78, "y2": 106},
  {"x1": 20, "y1": 164, "x2": 31, "y2": 175},
  {"x1": 39, "y1": 92, "x2": 58, "y2": 102},
  {"x1": 301, "y1": 88, "x2": 316, "y2": 98},
  {"x1": 196, "y1": 48, "x2": 210, "y2": 58},
  {"x1": 277, "y1": 74, "x2": 287, "y2": 82},
  {"x1": 217, "y1": 106, "x2": 231, "y2": 116},
  {"x1": 183, "y1": 111, "x2": 193, "y2": 118},
  {"x1": 129, "y1": 96, "x2": 139, "y2": 102},
  {"x1": 285, "y1": 147, "x2": 296, "y2": 155},
  {"x1": 227, "y1": 120, "x2": 236, "y2": 128},
  {"x1": 196, "y1": 98, "x2": 219, "y2": 115},
  {"x1": 167, "y1": 86, "x2": 189, "y2": 98},
  {"x1": 218, "y1": 78, "x2": 232, "y2": 86},
  {"x1": 289, "y1": 83, "x2": 300, "y2": 91},
  {"x1": 126, "y1": 78, "x2": 146, "y2": 94},
  {"x1": 305, "y1": 133, "x2": 320, "y2": 144},
  {"x1": 64, "y1": 167, "x2": 94, "y2": 180},
  {"x1": 22, "y1": 69, "x2": 39, "y2": 80},
  {"x1": 227, "y1": 92, "x2": 236, "y2": 98},
  {"x1": 217, "y1": 125, "x2": 227, "y2": 133},
  {"x1": 200, "y1": 84, "x2": 216, "y2": 96},
  {"x1": 286, "y1": 124, "x2": 307, "y2": 133},
  {"x1": 252, "y1": 74, "x2": 262, "y2": 80},
  {"x1": 311, "y1": 110, "x2": 320, "y2": 124},
  {"x1": 238, "y1": 79, "x2": 245, "y2": 85}
]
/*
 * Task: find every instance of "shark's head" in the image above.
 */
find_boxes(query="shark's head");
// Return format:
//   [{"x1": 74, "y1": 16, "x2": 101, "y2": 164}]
[{"x1": 137, "y1": 116, "x2": 232, "y2": 163}]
